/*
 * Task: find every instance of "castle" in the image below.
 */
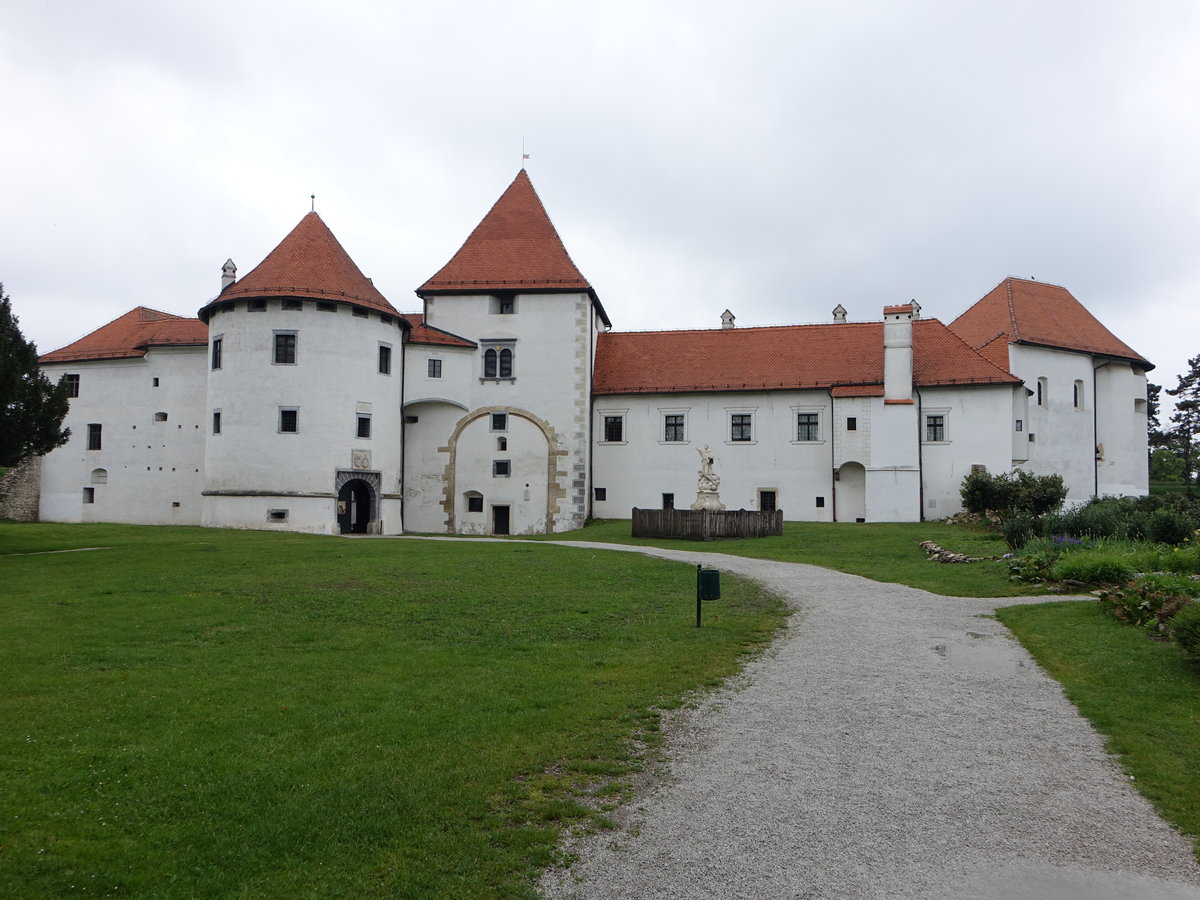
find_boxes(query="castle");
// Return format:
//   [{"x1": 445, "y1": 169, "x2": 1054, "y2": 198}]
[{"x1": 29, "y1": 170, "x2": 1153, "y2": 534}]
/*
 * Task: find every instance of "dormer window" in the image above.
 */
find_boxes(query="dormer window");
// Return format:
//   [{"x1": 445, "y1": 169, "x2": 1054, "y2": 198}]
[{"x1": 490, "y1": 295, "x2": 517, "y2": 315}]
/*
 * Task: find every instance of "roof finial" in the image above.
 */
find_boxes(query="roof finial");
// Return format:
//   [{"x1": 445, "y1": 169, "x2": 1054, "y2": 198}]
[
  {"x1": 521, "y1": 136, "x2": 530, "y2": 169},
  {"x1": 310, "y1": 194, "x2": 316, "y2": 212}
]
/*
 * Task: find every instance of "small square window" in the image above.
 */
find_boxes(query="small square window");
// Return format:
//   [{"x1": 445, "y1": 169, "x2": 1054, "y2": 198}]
[
  {"x1": 282, "y1": 299, "x2": 303, "y2": 310},
  {"x1": 248, "y1": 299, "x2": 267, "y2": 311},
  {"x1": 279, "y1": 409, "x2": 299, "y2": 433},
  {"x1": 594, "y1": 487, "x2": 607, "y2": 501},
  {"x1": 493, "y1": 460, "x2": 510, "y2": 477},
  {"x1": 352, "y1": 307, "x2": 368, "y2": 318},
  {"x1": 82, "y1": 487, "x2": 95, "y2": 504},
  {"x1": 662, "y1": 493, "x2": 675, "y2": 509},
  {"x1": 381, "y1": 314, "x2": 393, "y2": 325},
  {"x1": 1015, "y1": 419, "x2": 1023, "y2": 432},
  {"x1": 815, "y1": 496, "x2": 825, "y2": 508},
  {"x1": 731, "y1": 414, "x2": 752, "y2": 442},
  {"x1": 492, "y1": 413, "x2": 507, "y2": 431},
  {"x1": 267, "y1": 509, "x2": 289, "y2": 522},
  {"x1": 499, "y1": 299, "x2": 515, "y2": 314},
  {"x1": 317, "y1": 301, "x2": 337, "y2": 312},
  {"x1": 357, "y1": 415, "x2": 372, "y2": 439},
  {"x1": 847, "y1": 417, "x2": 857, "y2": 431},
  {"x1": 152, "y1": 377, "x2": 160, "y2": 387},
  {"x1": 428, "y1": 358, "x2": 442, "y2": 378},
  {"x1": 467, "y1": 495, "x2": 484, "y2": 512},
  {"x1": 604, "y1": 416, "x2": 624, "y2": 442},
  {"x1": 497, "y1": 437, "x2": 507, "y2": 451},
  {"x1": 664, "y1": 414, "x2": 685, "y2": 442},
  {"x1": 379, "y1": 345, "x2": 392, "y2": 375},
  {"x1": 274, "y1": 332, "x2": 297, "y2": 365},
  {"x1": 64, "y1": 373, "x2": 80, "y2": 397},
  {"x1": 759, "y1": 490, "x2": 777, "y2": 511}
]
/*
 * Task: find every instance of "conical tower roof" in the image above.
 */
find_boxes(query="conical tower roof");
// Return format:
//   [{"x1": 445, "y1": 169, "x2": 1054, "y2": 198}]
[
  {"x1": 419, "y1": 170, "x2": 608, "y2": 323},
  {"x1": 199, "y1": 212, "x2": 397, "y2": 321}
]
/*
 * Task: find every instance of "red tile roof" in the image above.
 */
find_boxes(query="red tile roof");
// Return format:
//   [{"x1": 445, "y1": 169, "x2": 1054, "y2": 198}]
[
  {"x1": 418, "y1": 170, "x2": 611, "y2": 326},
  {"x1": 41, "y1": 307, "x2": 208, "y2": 363},
  {"x1": 200, "y1": 212, "x2": 398, "y2": 321},
  {"x1": 400, "y1": 313, "x2": 477, "y2": 348},
  {"x1": 883, "y1": 304, "x2": 913, "y2": 315},
  {"x1": 949, "y1": 277, "x2": 1151, "y2": 369},
  {"x1": 593, "y1": 319, "x2": 1019, "y2": 396}
]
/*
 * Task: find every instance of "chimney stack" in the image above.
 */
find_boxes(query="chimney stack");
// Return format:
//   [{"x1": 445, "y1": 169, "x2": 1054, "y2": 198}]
[
  {"x1": 832, "y1": 304, "x2": 847, "y2": 324},
  {"x1": 221, "y1": 259, "x2": 237, "y2": 291},
  {"x1": 720, "y1": 309, "x2": 736, "y2": 330},
  {"x1": 882, "y1": 304, "x2": 914, "y2": 402}
]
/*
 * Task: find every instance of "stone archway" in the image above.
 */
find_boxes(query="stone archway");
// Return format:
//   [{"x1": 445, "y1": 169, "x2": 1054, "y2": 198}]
[
  {"x1": 437, "y1": 406, "x2": 567, "y2": 533},
  {"x1": 334, "y1": 470, "x2": 380, "y2": 533},
  {"x1": 836, "y1": 462, "x2": 866, "y2": 523}
]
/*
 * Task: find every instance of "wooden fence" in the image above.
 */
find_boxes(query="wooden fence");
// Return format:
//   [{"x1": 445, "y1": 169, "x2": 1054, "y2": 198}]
[{"x1": 631, "y1": 507, "x2": 784, "y2": 541}]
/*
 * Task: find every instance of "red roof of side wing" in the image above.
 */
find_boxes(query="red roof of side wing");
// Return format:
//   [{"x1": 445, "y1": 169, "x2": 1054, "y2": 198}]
[
  {"x1": 418, "y1": 170, "x2": 609, "y2": 325},
  {"x1": 40, "y1": 307, "x2": 208, "y2": 363},
  {"x1": 199, "y1": 212, "x2": 398, "y2": 321},
  {"x1": 592, "y1": 319, "x2": 1018, "y2": 396},
  {"x1": 948, "y1": 277, "x2": 1151, "y2": 369}
]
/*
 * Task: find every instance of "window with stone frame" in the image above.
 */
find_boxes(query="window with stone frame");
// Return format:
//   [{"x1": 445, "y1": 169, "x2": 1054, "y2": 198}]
[
  {"x1": 273, "y1": 332, "x2": 297, "y2": 365},
  {"x1": 211, "y1": 337, "x2": 223, "y2": 370},
  {"x1": 604, "y1": 415, "x2": 624, "y2": 443},
  {"x1": 427, "y1": 357, "x2": 442, "y2": 378},
  {"x1": 664, "y1": 414, "x2": 685, "y2": 442},
  {"x1": 279, "y1": 408, "x2": 299, "y2": 433},
  {"x1": 796, "y1": 412, "x2": 819, "y2": 441},
  {"x1": 730, "y1": 413, "x2": 752, "y2": 442},
  {"x1": 925, "y1": 413, "x2": 947, "y2": 442},
  {"x1": 357, "y1": 415, "x2": 372, "y2": 439}
]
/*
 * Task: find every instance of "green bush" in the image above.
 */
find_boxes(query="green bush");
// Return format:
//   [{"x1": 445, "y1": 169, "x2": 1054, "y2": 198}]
[
  {"x1": 1150, "y1": 508, "x2": 1196, "y2": 545},
  {"x1": 1171, "y1": 601, "x2": 1200, "y2": 660},
  {"x1": 1002, "y1": 513, "x2": 1042, "y2": 550},
  {"x1": 960, "y1": 469, "x2": 1066, "y2": 521}
]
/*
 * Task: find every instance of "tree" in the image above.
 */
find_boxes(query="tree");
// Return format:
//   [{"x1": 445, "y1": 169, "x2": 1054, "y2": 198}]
[
  {"x1": 1166, "y1": 354, "x2": 1200, "y2": 494},
  {"x1": 0, "y1": 284, "x2": 70, "y2": 466}
]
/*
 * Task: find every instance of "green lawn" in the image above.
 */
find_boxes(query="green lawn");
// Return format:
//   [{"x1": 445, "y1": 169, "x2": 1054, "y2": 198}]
[
  {"x1": 0, "y1": 523, "x2": 786, "y2": 898},
  {"x1": 537, "y1": 518, "x2": 1037, "y2": 597},
  {"x1": 997, "y1": 601, "x2": 1200, "y2": 858}
]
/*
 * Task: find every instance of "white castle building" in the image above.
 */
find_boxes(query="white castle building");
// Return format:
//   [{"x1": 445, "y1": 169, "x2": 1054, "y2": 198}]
[{"x1": 29, "y1": 170, "x2": 1153, "y2": 535}]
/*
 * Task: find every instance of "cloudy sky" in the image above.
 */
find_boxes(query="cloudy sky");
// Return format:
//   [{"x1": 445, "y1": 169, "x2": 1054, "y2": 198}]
[{"x1": 3, "y1": 0, "x2": 1198, "y2": 396}]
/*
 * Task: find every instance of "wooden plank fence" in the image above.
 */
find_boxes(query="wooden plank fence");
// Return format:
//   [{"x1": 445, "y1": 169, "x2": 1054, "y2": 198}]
[{"x1": 631, "y1": 507, "x2": 783, "y2": 541}]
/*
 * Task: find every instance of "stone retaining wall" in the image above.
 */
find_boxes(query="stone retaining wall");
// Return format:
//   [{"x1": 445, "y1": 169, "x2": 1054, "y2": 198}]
[{"x1": 0, "y1": 457, "x2": 42, "y2": 521}]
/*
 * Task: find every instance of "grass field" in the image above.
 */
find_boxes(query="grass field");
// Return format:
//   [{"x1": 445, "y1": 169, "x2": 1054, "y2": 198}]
[
  {"x1": 997, "y1": 601, "x2": 1200, "y2": 857},
  {"x1": 535, "y1": 518, "x2": 1035, "y2": 597},
  {"x1": 0, "y1": 523, "x2": 786, "y2": 898}
]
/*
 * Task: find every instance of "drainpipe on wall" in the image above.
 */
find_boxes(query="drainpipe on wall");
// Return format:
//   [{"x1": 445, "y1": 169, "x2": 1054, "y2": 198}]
[
  {"x1": 917, "y1": 388, "x2": 925, "y2": 522},
  {"x1": 399, "y1": 327, "x2": 407, "y2": 532}
]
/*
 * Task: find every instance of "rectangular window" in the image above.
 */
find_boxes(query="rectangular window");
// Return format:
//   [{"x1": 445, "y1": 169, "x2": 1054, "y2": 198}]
[
  {"x1": 816, "y1": 496, "x2": 825, "y2": 508},
  {"x1": 248, "y1": 299, "x2": 267, "y2": 311},
  {"x1": 212, "y1": 411, "x2": 222, "y2": 435},
  {"x1": 604, "y1": 416, "x2": 624, "y2": 442},
  {"x1": 274, "y1": 332, "x2": 297, "y2": 365},
  {"x1": 64, "y1": 373, "x2": 80, "y2": 397},
  {"x1": 352, "y1": 307, "x2": 368, "y2": 318},
  {"x1": 82, "y1": 487, "x2": 95, "y2": 504},
  {"x1": 378, "y1": 344, "x2": 392, "y2": 375},
  {"x1": 664, "y1": 414, "x2": 685, "y2": 442},
  {"x1": 483, "y1": 343, "x2": 516, "y2": 379},
  {"x1": 925, "y1": 414, "x2": 946, "y2": 442},
  {"x1": 731, "y1": 413, "x2": 752, "y2": 442},
  {"x1": 282, "y1": 299, "x2": 303, "y2": 310},
  {"x1": 428, "y1": 358, "x2": 442, "y2": 378},
  {"x1": 492, "y1": 413, "x2": 507, "y2": 431},
  {"x1": 1074, "y1": 379, "x2": 1084, "y2": 410},
  {"x1": 467, "y1": 495, "x2": 484, "y2": 512},
  {"x1": 211, "y1": 337, "x2": 223, "y2": 370},
  {"x1": 759, "y1": 490, "x2": 777, "y2": 512},
  {"x1": 317, "y1": 301, "x2": 337, "y2": 312},
  {"x1": 493, "y1": 459, "x2": 511, "y2": 477},
  {"x1": 496, "y1": 437, "x2": 507, "y2": 451},
  {"x1": 847, "y1": 417, "x2": 857, "y2": 431},
  {"x1": 594, "y1": 487, "x2": 607, "y2": 501},
  {"x1": 1015, "y1": 419, "x2": 1023, "y2": 432},
  {"x1": 1037, "y1": 377, "x2": 1047, "y2": 406},
  {"x1": 279, "y1": 408, "x2": 299, "y2": 433},
  {"x1": 797, "y1": 413, "x2": 819, "y2": 441},
  {"x1": 662, "y1": 493, "x2": 674, "y2": 509},
  {"x1": 357, "y1": 415, "x2": 372, "y2": 439},
  {"x1": 87, "y1": 423, "x2": 102, "y2": 450},
  {"x1": 499, "y1": 298, "x2": 514, "y2": 314}
]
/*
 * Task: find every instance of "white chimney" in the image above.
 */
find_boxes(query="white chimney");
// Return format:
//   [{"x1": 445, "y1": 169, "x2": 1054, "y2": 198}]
[
  {"x1": 832, "y1": 304, "x2": 847, "y2": 324},
  {"x1": 221, "y1": 259, "x2": 237, "y2": 291},
  {"x1": 910, "y1": 299, "x2": 921, "y2": 320},
  {"x1": 883, "y1": 304, "x2": 913, "y2": 402},
  {"x1": 720, "y1": 309, "x2": 736, "y2": 329}
]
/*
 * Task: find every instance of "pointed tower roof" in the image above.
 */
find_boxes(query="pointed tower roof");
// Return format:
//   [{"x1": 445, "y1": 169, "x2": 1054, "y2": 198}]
[
  {"x1": 199, "y1": 212, "x2": 398, "y2": 321},
  {"x1": 41, "y1": 307, "x2": 207, "y2": 363},
  {"x1": 418, "y1": 170, "x2": 609, "y2": 325},
  {"x1": 949, "y1": 277, "x2": 1151, "y2": 369}
]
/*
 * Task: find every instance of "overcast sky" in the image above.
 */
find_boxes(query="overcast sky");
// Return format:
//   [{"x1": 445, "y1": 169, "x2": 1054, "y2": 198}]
[{"x1": 3, "y1": 0, "x2": 1197, "y2": 397}]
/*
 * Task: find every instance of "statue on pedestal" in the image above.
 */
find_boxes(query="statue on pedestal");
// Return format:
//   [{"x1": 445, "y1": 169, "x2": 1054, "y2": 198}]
[{"x1": 691, "y1": 445, "x2": 726, "y2": 511}]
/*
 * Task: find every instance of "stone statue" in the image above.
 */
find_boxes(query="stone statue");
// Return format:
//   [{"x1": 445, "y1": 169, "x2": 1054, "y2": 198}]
[{"x1": 691, "y1": 445, "x2": 725, "y2": 510}]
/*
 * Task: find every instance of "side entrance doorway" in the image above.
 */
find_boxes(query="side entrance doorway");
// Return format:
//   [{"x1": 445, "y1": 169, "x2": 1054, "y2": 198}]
[
  {"x1": 337, "y1": 478, "x2": 373, "y2": 534},
  {"x1": 492, "y1": 505, "x2": 510, "y2": 536}
]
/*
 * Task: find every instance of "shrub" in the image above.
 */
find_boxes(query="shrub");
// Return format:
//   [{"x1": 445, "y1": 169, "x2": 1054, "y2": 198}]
[
  {"x1": 1149, "y1": 508, "x2": 1196, "y2": 545},
  {"x1": 1171, "y1": 601, "x2": 1200, "y2": 660},
  {"x1": 1002, "y1": 513, "x2": 1041, "y2": 550},
  {"x1": 1052, "y1": 552, "x2": 1136, "y2": 585},
  {"x1": 959, "y1": 469, "x2": 1066, "y2": 521}
]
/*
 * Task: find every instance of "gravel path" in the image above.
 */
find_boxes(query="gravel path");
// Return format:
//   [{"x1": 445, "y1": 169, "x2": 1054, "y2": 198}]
[{"x1": 534, "y1": 542, "x2": 1200, "y2": 900}]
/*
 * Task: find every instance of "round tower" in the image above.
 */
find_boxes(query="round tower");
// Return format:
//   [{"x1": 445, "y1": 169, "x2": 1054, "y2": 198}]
[{"x1": 198, "y1": 212, "x2": 409, "y2": 534}]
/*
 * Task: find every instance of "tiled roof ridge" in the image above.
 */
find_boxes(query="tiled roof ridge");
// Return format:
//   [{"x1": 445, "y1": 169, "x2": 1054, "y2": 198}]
[
  {"x1": 1005, "y1": 278, "x2": 1020, "y2": 341},
  {"x1": 606, "y1": 320, "x2": 887, "y2": 337},
  {"x1": 40, "y1": 306, "x2": 207, "y2": 364}
]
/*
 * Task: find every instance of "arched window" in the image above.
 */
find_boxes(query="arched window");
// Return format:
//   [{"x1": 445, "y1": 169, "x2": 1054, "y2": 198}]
[
  {"x1": 1036, "y1": 377, "x2": 1047, "y2": 407},
  {"x1": 484, "y1": 349, "x2": 497, "y2": 378},
  {"x1": 1073, "y1": 379, "x2": 1085, "y2": 410},
  {"x1": 90, "y1": 468, "x2": 107, "y2": 484},
  {"x1": 499, "y1": 348, "x2": 513, "y2": 378}
]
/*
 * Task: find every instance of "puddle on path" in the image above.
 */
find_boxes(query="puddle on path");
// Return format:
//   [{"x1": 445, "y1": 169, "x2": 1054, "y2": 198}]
[{"x1": 931, "y1": 631, "x2": 1029, "y2": 676}]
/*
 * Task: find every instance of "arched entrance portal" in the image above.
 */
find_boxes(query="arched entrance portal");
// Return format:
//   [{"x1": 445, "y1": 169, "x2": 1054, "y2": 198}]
[
  {"x1": 336, "y1": 478, "x2": 373, "y2": 534},
  {"x1": 836, "y1": 462, "x2": 867, "y2": 523}
]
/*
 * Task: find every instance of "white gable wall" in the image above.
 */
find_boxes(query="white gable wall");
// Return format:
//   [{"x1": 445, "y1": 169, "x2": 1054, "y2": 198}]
[{"x1": 39, "y1": 347, "x2": 207, "y2": 525}]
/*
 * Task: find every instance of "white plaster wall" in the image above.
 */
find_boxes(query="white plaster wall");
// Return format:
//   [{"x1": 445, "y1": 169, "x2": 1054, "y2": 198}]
[
  {"x1": 917, "y1": 385, "x2": 1014, "y2": 518},
  {"x1": 1009, "y1": 344, "x2": 1100, "y2": 506},
  {"x1": 202, "y1": 301, "x2": 405, "y2": 533},
  {"x1": 1095, "y1": 361, "x2": 1149, "y2": 496},
  {"x1": 454, "y1": 414, "x2": 550, "y2": 534},
  {"x1": 39, "y1": 347, "x2": 207, "y2": 524},
  {"x1": 591, "y1": 390, "x2": 836, "y2": 521}
]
